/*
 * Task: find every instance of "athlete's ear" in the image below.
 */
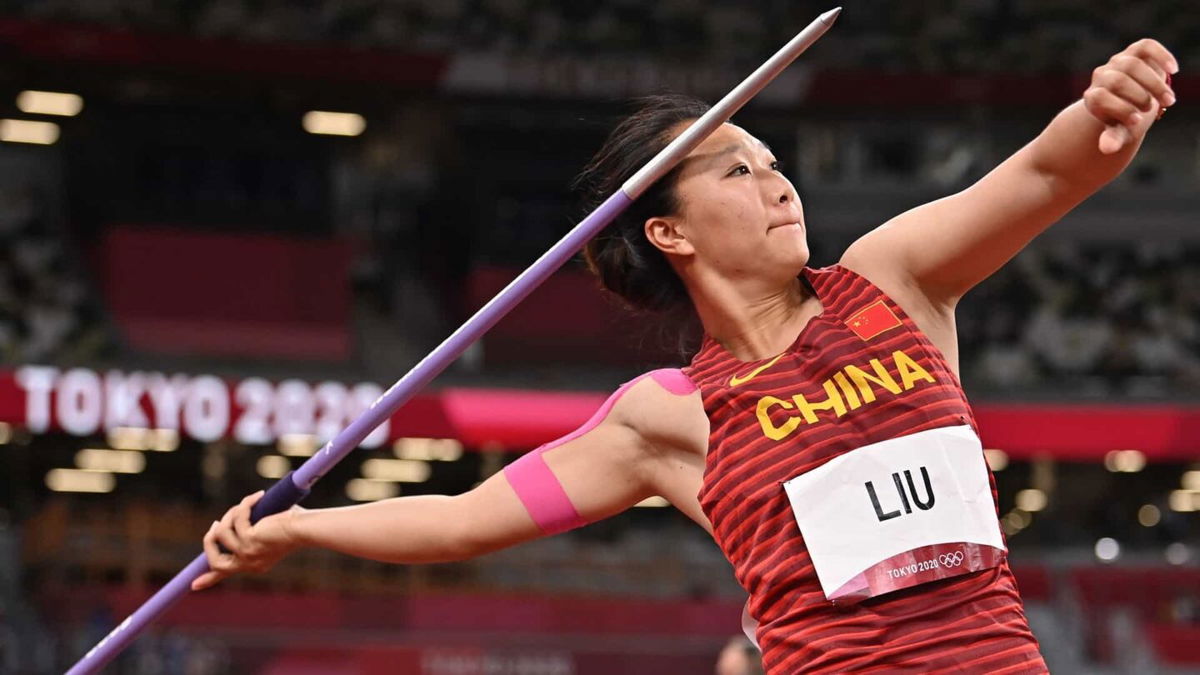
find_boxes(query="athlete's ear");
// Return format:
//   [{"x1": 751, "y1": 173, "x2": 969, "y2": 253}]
[{"x1": 645, "y1": 216, "x2": 695, "y2": 257}]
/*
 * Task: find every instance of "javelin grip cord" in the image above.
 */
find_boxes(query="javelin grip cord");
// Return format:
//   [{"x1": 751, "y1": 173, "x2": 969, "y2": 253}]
[{"x1": 249, "y1": 471, "x2": 310, "y2": 522}]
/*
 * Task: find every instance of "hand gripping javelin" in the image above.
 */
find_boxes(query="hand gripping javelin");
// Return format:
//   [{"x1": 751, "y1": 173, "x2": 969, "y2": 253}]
[{"x1": 67, "y1": 7, "x2": 840, "y2": 673}]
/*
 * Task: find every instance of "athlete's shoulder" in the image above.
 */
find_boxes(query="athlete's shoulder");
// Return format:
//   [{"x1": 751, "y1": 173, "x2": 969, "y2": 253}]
[
  {"x1": 642, "y1": 368, "x2": 698, "y2": 396},
  {"x1": 611, "y1": 369, "x2": 699, "y2": 414},
  {"x1": 610, "y1": 369, "x2": 707, "y2": 454}
]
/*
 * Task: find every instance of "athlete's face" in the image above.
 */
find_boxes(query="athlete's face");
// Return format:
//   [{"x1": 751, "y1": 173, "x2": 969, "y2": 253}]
[{"x1": 646, "y1": 122, "x2": 809, "y2": 283}]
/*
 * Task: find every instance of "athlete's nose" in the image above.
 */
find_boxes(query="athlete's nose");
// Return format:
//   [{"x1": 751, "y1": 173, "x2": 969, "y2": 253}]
[
  {"x1": 765, "y1": 169, "x2": 796, "y2": 207},
  {"x1": 773, "y1": 174, "x2": 794, "y2": 205}
]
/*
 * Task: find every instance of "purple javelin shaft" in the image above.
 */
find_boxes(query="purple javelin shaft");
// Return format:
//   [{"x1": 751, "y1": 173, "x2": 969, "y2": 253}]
[
  {"x1": 68, "y1": 8, "x2": 840, "y2": 673},
  {"x1": 63, "y1": 192, "x2": 632, "y2": 675}
]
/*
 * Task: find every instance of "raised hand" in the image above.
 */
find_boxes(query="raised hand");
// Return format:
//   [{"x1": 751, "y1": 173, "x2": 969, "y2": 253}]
[{"x1": 1084, "y1": 39, "x2": 1179, "y2": 154}]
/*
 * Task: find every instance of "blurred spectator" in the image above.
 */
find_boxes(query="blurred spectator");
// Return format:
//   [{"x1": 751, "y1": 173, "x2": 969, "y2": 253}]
[
  {"x1": 5, "y1": 0, "x2": 1200, "y2": 72},
  {"x1": 961, "y1": 241, "x2": 1200, "y2": 395},
  {"x1": 971, "y1": 307, "x2": 1040, "y2": 389},
  {"x1": 1168, "y1": 593, "x2": 1199, "y2": 624},
  {"x1": 0, "y1": 185, "x2": 109, "y2": 365}
]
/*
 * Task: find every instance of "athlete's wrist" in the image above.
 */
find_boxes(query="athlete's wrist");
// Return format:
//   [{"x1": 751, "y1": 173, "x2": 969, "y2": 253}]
[{"x1": 278, "y1": 505, "x2": 310, "y2": 550}]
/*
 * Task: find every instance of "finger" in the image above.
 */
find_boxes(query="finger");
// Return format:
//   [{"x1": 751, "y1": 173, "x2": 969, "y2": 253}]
[
  {"x1": 1099, "y1": 124, "x2": 1133, "y2": 155},
  {"x1": 1097, "y1": 68, "x2": 1156, "y2": 112},
  {"x1": 243, "y1": 489, "x2": 265, "y2": 519},
  {"x1": 1111, "y1": 55, "x2": 1175, "y2": 108},
  {"x1": 202, "y1": 521, "x2": 236, "y2": 573},
  {"x1": 214, "y1": 509, "x2": 243, "y2": 556},
  {"x1": 1085, "y1": 86, "x2": 1143, "y2": 126},
  {"x1": 191, "y1": 570, "x2": 224, "y2": 592},
  {"x1": 1127, "y1": 38, "x2": 1180, "y2": 75},
  {"x1": 232, "y1": 494, "x2": 258, "y2": 553}
]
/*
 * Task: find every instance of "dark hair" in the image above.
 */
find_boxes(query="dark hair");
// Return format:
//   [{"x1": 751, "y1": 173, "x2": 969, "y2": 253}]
[{"x1": 575, "y1": 94, "x2": 711, "y2": 321}]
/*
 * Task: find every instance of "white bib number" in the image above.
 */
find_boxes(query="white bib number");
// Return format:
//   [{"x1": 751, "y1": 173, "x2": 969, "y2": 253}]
[{"x1": 782, "y1": 425, "x2": 1005, "y2": 603}]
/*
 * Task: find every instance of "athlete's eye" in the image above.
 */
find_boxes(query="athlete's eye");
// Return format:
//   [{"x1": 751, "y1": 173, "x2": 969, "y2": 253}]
[
  {"x1": 770, "y1": 160, "x2": 783, "y2": 172},
  {"x1": 728, "y1": 164, "x2": 751, "y2": 177}
]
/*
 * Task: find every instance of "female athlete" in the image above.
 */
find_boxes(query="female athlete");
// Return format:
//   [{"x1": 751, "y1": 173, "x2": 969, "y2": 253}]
[{"x1": 195, "y1": 39, "x2": 1178, "y2": 673}]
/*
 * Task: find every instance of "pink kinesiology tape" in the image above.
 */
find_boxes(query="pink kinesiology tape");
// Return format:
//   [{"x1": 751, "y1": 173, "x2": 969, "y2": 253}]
[{"x1": 503, "y1": 369, "x2": 696, "y2": 534}]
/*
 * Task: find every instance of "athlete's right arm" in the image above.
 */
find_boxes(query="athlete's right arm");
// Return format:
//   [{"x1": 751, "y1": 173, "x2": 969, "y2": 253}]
[{"x1": 192, "y1": 371, "x2": 707, "y2": 591}]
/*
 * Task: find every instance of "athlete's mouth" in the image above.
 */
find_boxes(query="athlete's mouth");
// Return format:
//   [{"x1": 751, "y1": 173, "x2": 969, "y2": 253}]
[{"x1": 768, "y1": 222, "x2": 803, "y2": 231}]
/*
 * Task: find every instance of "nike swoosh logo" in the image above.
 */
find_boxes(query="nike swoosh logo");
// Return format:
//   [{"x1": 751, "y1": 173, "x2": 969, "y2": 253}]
[{"x1": 729, "y1": 353, "x2": 786, "y2": 387}]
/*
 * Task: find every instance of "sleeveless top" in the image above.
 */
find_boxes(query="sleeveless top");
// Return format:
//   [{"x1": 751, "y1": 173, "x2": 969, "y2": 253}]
[{"x1": 683, "y1": 265, "x2": 1046, "y2": 674}]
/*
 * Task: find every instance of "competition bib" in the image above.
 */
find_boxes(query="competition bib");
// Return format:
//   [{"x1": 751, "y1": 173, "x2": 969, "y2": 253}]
[{"x1": 782, "y1": 425, "x2": 1005, "y2": 604}]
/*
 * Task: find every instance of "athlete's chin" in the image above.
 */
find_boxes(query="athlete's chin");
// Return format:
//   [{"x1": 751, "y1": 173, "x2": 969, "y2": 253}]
[
  {"x1": 785, "y1": 245, "x2": 811, "y2": 271},
  {"x1": 771, "y1": 230, "x2": 810, "y2": 266},
  {"x1": 756, "y1": 240, "x2": 810, "y2": 279},
  {"x1": 765, "y1": 254, "x2": 811, "y2": 285}
]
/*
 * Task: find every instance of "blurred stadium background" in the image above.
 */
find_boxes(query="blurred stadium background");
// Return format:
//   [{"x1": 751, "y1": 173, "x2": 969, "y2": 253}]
[{"x1": 0, "y1": 1, "x2": 1197, "y2": 673}]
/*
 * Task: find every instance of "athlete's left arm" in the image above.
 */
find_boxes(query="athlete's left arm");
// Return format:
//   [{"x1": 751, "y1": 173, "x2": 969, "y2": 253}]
[{"x1": 842, "y1": 39, "x2": 1179, "y2": 306}]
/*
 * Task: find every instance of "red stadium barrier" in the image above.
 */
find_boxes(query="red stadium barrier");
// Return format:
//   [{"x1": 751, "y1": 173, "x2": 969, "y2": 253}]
[
  {"x1": 1146, "y1": 623, "x2": 1200, "y2": 665},
  {"x1": 98, "y1": 226, "x2": 353, "y2": 360},
  {"x1": 974, "y1": 404, "x2": 1200, "y2": 462},
  {"x1": 465, "y1": 266, "x2": 674, "y2": 365},
  {"x1": 1071, "y1": 567, "x2": 1200, "y2": 663},
  {"x1": 0, "y1": 19, "x2": 448, "y2": 87},
  {"x1": 1009, "y1": 565, "x2": 1052, "y2": 603},
  {"x1": 103, "y1": 588, "x2": 743, "y2": 636},
  {"x1": 94, "y1": 588, "x2": 738, "y2": 674}
]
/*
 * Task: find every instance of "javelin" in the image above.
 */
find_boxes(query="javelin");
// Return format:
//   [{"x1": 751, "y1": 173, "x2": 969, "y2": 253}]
[{"x1": 67, "y1": 7, "x2": 841, "y2": 673}]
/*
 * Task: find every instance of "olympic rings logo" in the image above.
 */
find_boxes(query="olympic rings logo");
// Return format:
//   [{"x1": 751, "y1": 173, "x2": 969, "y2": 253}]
[{"x1": 938, "y1": 550, "x2": 965, "y2": 567}]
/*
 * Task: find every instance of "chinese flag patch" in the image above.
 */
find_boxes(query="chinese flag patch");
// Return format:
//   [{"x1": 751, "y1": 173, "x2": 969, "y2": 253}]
[{"x1": 846, "y1": 300, "x2": 902, "y2": 341}]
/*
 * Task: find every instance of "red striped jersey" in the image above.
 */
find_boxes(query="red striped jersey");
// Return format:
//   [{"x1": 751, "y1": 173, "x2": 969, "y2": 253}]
[{"x1": 684, "y1": 265, "x2": 1046, "y2": 674}]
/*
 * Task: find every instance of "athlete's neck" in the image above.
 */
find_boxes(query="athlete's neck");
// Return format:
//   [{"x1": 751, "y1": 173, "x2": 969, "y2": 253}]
[{"x1": 689, "y1": 274, "x2": 820, "y2": 362}]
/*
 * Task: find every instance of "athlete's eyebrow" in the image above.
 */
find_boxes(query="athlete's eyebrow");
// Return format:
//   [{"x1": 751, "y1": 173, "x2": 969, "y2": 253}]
[
  {"x1": 687, "y1": 143, "x2": 742, "y2": 169},
  {"x1": 680, "y1": 140, "x2": 771, "y2": 173}
]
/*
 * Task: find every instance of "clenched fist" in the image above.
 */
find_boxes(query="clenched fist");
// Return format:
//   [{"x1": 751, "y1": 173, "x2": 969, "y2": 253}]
[{"x1": 1084, "y1": 39, "x2": 1178, "y2": 154}]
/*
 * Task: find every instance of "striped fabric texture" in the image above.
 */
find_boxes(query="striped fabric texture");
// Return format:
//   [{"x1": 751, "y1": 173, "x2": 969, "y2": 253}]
[{"x1": 685, "y1": 265, "x2": 1047, "y2": 674}]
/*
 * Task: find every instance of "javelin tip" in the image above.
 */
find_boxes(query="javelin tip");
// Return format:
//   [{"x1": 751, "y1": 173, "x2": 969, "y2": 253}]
[{"x1": 820, "y1": 7, "x2": 842, "y2": 25}]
